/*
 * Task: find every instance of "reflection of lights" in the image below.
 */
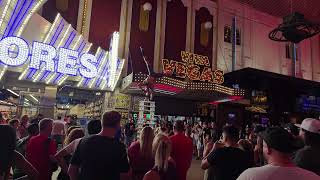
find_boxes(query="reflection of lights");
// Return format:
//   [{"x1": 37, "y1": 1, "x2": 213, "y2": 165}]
[
  {"x1": 6, "y1": 89, "x2": 19, "y2": 97},
  {"x1": 87, "y1": 48, "x2": 104, "y2": 88},
  {"x1": 17, "y1": 0, "x2": 45, "y2": 36},
  {"x1": 19, "y1": 14, "x2": 61, "y2": 81},
  {"x1": 72, "y1": 35, "x2": 82, "y2": 49},
  {"x1": 58, "y1": 76, "x2": 68, "y2": 86},
  {"x1": 0, "y1": 100, "x2": 14, "y2": 106},
  {"x1": 0, "y1": 68, "x2": 7, "y2": 80},
  {"x1": 85, "y1": 43, "x2": 92, "y2": 53},
  {"x1": 57, "y1": 24, "x2": 72, "y2": 48},
  {"x1": 44, "y1": 14, "x2": 61, "y2": 43},
  {"x1": 108, "y1": 32, "x2": 119, "y2": 88},
  {"x1": 57, "y1": 35, "x2": 87, "y2": 86},
  {"x1": 29, "y1": 94, "x2": 39, "y2": 102},
  {"x1": 45, "y1": 24, "x2": 72, "y2": 84},
  {"x1": 0, "y1": 0, "x2": 12, "y2": 30}
]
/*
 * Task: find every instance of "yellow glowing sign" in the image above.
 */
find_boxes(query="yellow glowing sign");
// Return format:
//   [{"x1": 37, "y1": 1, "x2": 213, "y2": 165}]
[{"x1": 162, "y1": 51, "x2": 224, "y2": 84}]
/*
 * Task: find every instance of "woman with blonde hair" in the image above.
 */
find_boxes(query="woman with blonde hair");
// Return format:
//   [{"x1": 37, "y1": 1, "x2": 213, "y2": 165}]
[
  {"x1": 128, "y1": 126, "x2": 155, "y2": 180},
  {"x1": 55, "y1": 128, "x2": 85, "y2": 180},
  {"x1": 143, "y1": 134, "x2": 177, "y2": 180}
]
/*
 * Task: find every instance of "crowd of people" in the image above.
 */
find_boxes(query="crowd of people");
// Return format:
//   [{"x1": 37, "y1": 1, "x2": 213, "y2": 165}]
[{"x1": 0, "y1": 111, "x2": 320, "y2": 180}]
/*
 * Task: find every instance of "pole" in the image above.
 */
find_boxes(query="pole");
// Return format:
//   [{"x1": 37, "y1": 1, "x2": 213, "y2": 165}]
[
  {"x1": 292, "y1": 43, "x2": 297, "y2": 77},
  {"x1": 232, "y1": 17, "x2": 236, "y2": 72}
]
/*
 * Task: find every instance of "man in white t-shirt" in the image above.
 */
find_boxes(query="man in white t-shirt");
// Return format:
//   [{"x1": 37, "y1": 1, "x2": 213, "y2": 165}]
[
  {"x1": 237, "y1": 127, "x2": 319, "y2": 180},
  {"x1": 52, "y1": 116, "x2": 66, "y2": 148}
]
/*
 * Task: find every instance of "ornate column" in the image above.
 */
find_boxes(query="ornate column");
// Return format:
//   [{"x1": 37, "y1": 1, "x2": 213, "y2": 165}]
[
  {"x1": 76, "y1": 0, "x2": 93, "y2": 40},
  {"x1": 185, "y1": 0, "x2": 194, "y2": 52},
  {"x1": 120, "y1": 0, "x2": 133, "y2": 75},
  {"x1": 153, "y1": 0, "x2": 167, "y2": 73}
]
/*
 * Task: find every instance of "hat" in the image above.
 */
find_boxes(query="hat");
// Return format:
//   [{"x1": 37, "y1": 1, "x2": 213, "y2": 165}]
[
  {"x1": 260, "y1": 127, "x2": 300, "y2": 153},
  {"x1": 295, "y1": 118, "x2": 320, "y2": 134}
]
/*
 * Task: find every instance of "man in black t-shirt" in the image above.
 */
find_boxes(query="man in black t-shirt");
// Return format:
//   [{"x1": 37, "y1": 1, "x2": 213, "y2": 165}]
[
  {"x1": 294, "y1": 118, "x2": 320, "y2": 175},
  {"x1": 201, "y1": 125, "x2": 251, "y2": 180},
  {"x1": 68, "y1": 111, "x2": 130, "y2": 180},
  {"x1": 124, "y1": 120, "x2": 136, "y2": 147}
]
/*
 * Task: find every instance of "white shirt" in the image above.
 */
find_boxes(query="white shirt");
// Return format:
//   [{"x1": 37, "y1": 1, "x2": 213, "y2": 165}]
[
  {"x1": 52, "y1": 120, "x2": 66, "y2": 136},
  {"x1": 64, "y1": 138, "x2": 81, "y2": 154},
  {"x1": 237, "y1": 164, "x2": 320, "y2": 180}
]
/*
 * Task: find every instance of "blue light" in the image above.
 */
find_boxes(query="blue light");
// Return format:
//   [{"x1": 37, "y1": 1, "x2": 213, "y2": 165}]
[
  {"x1": 35, "y1": 23, "x2": 65, "y2": 80},
  {"x1": 82, "y1": 50, "x2": 104, "y2": 87},
  {"x1": 8, "y1": 0, "x2": 34, "y2": 37},
  {"x1": 52, "y1": 31, "x2": 77, "y2": 84},
  {"x1": 63, "y1": 31, "x2": 76, "y2": 48},
  {"x1": 95, "y1": 60, "x2": 110, "y2": 88},
  {"x1": 49, "y1": 19, "x2": 63, "y2": 45},
  {"x1": 26, "y1": 68, "x2": 37, "y2": 79},
  {"x1": 26, "y1": 19, "x2": 64, "y2": 79},
  {"x1": 0, "y1": 36, "x2": 101, "y2": 82},
  {"x1": 2, "y1": 0, "x2": 22, "y2": 39},
  {"x1": 77, "y1": 40, "x2": 85, "y2": 52},
  {"x1": 78, "y1": 43, "x2": 86, "y2": 52},
  {"x1": 50, "y1": 23, "x2": 65, "y2": 46},
  {"x1": 39, "y1": 71, "x2": 49, "y2": 81}
]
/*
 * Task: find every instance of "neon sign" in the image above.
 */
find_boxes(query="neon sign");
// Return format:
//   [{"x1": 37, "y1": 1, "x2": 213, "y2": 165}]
[
  {"x1": 0, "y1": 36, "x2": 98, "y2": 79},
  {"x1": 0, "y1": 1, "x2": 124, "y2": 91},
  {"x1": 162, "y1": 51, "x2": 224, "y2": 84}
]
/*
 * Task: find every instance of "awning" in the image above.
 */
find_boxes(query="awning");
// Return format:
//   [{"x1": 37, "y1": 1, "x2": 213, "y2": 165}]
[
  {"x1": 121, "y1": 73, "x2": 245, "y2": 101},
  {"x1": 223, "y1": 68, "x2": 320, "y2": 96}
]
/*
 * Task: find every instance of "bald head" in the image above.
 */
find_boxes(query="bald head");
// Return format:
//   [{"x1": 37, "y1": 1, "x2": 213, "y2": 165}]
[{"x1": 39, "y1": 118, "x2": 53, "y2": 135}]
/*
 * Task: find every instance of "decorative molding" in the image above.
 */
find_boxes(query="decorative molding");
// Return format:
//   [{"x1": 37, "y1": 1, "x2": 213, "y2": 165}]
[
  {"x1": 154, "y1": 0, "x2": 167, "y2": 72},
  {"x1": 119, "y1": 0, "x2": 129, "y2": 58},
  {"x1": 76, "y1": 0, "x2": 92, "y2": 40},
  {"x1": 193, "y1": 0, "x2": 216, "y2": 16},
  {"x1": 181, "y1": 0, "x2": 191, "y2": 7},
  {"x1": 159, "y1": 1, "x2": 167, "y2": 71},
  {"x1": 212, "y1": 4, "x2": 218, "y2": 69},
  {"x1": 124, "y1": 0, "x2": 133, "y2": 63},
  {"x1": 185, "y1": 0, "x2": 193, "y2": 51},
  {"x1": 191, "y1": 5, "x2": 195, "y2": 52},
  {"x1": 76, "y1": 0, "x2": 84, "y2": 32}
]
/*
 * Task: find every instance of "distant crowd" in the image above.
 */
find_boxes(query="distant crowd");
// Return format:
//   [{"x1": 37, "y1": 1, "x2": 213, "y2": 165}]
[{"x1": 0, "y1": 111, "x2": 320, "y2": 180}]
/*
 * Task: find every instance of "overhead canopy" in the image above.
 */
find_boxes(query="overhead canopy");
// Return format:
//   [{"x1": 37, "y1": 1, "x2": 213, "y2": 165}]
[
  {"x1": 223, "y1": 68, "x2": 320, "y2": 96},
  {"x1": 231, "y1": 0, "x2": 320, "y2": 23},
  {"x1": 121, "y1": 73, "x2": 244, "y2": 102}
]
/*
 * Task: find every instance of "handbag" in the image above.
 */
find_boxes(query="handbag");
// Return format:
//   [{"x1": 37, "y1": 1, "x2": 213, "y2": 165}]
[{"x1": 45, "y1": 138, "x2": 59, "y2": 172}]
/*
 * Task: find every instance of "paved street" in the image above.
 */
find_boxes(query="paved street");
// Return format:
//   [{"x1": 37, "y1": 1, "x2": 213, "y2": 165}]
[
  {"x1": 187, "y1": 159, "x2": 204, "y2": 180},
  {"x1": 53, "y1": 159, "x2": 204, "y2": 180}
]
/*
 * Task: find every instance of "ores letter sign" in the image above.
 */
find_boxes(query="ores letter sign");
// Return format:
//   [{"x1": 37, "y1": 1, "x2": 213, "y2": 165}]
[{"x1": 162, "y1": 51, "x2": 224, "y2": 84}]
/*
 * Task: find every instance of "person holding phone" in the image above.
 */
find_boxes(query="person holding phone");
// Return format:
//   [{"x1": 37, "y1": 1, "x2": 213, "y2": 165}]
[{"x1": 201, "y1": 126, "x2": 251, "y2": 180}]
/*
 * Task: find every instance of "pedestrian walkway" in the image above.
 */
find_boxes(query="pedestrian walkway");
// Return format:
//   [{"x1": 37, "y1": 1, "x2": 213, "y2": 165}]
[
  {"x1": 187, "y1": 159, "x2": 204, "y2": 180},
  {"x1": 53, "y1": 159, "x2": 204, "y2": 180}
]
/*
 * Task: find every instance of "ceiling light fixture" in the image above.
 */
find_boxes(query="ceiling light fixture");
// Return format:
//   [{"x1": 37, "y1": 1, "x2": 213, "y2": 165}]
[{"x1": 6, "y1": 89, "x2": 19, "y2": 97}]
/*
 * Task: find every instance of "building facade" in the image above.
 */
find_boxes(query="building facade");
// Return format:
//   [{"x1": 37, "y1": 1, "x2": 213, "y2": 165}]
[{"x1": 42, "y1": 0, "x2": 320, "y2": 82}]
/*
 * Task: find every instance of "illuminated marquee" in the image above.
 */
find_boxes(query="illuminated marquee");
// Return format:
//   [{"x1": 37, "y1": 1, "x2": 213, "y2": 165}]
[
  {"x1": 0, "y1": 1, "x2": 124, "y2": 91},
  {"x1": 0, "y1": 36, "x2": 98, "y2": 79},
  {"x1": 162, "y1": 51, "x2": 224, "y2": 84}
]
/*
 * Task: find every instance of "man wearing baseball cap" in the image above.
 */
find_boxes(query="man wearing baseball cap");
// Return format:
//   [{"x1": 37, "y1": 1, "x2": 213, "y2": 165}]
[
  {"x1": 294, "y1": 118, "x2": 320, "y2": 175},
  {"x1": 237, "y1": 127, "x2": 319, "y2": 180}
]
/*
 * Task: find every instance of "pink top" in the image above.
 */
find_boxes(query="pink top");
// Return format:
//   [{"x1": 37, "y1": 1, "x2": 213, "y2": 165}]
[
  {"x1": 52, "y1": 120, "x2": 66, "y2": 136},
  {"x1": 128, "y1": 141, "x2": 154, "y2": 180}
]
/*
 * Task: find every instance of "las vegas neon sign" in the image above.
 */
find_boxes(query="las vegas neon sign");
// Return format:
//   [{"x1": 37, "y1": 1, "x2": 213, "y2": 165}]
[
  {"x1": 162, "y1": 51, "x2": 224, "y2": 84},
  {"x1": 0, "y1": 36, "x2": 98, "y2": 79}
]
